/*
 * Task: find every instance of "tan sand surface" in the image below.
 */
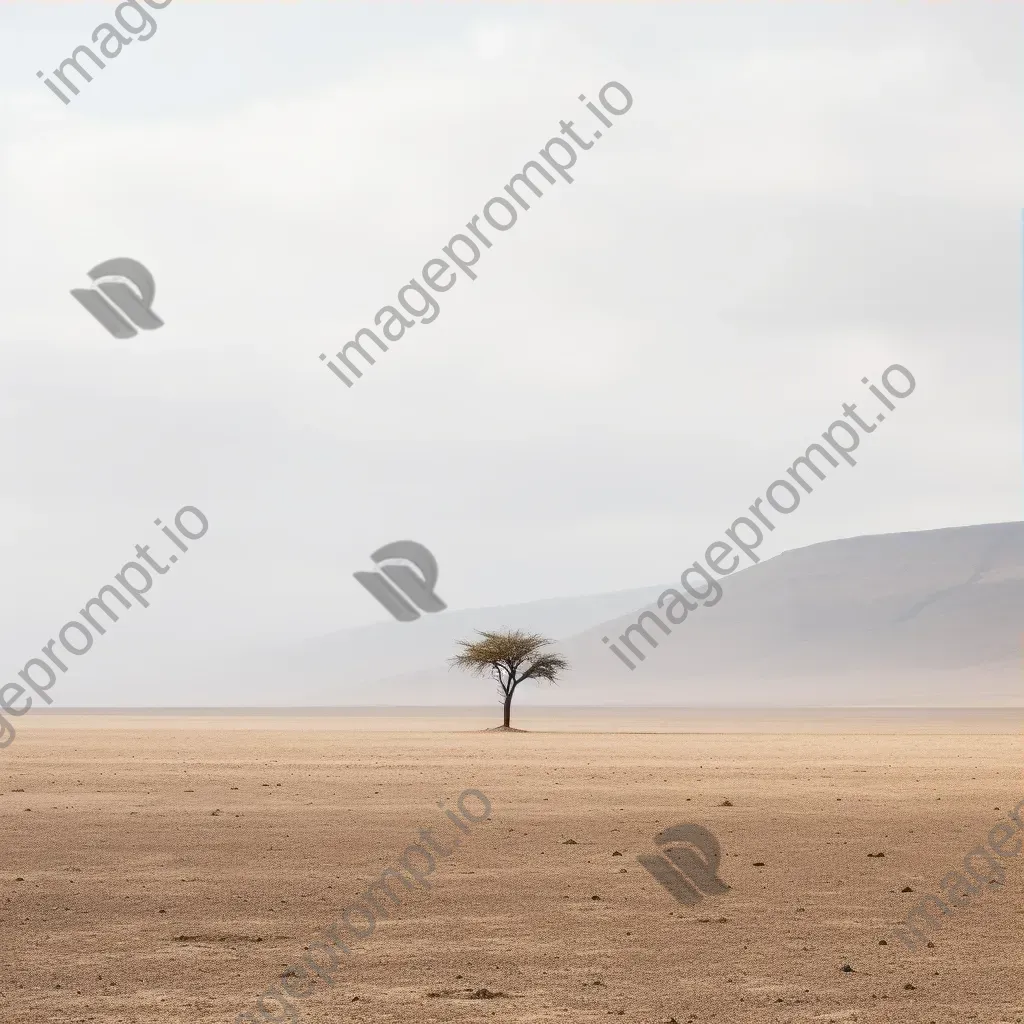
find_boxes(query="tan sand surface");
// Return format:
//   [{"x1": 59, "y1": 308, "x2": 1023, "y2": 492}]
[{"x1": 1, "y1": 708, "x2": 1021, "y2": 1023}]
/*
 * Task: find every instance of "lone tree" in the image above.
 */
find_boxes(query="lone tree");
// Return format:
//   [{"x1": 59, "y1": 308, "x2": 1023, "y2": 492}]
[{"x1": 448, "y1": 629, "x2": 569, "y2": 730}]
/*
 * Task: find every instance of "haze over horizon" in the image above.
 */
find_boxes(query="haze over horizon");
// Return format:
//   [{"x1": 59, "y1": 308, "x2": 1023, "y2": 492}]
[{"x1": 11, "y1": 519, "x2": 1022, "y2": 709}]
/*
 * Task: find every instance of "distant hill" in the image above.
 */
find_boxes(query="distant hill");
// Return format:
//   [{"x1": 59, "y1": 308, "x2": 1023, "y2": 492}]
[{"x1": 342, "y1": 521, "x2": 1024, "y2": 707}]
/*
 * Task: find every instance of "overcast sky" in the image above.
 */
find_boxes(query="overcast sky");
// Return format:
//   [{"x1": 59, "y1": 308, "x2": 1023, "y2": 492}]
[{"x1": 0, "y1": 1, "x2": 1021, "y2": 665}]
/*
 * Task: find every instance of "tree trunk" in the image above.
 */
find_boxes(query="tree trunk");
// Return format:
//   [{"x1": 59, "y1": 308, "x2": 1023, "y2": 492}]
[{"x1": 503, "y1": 691, "x2": 513, "y2": 728}]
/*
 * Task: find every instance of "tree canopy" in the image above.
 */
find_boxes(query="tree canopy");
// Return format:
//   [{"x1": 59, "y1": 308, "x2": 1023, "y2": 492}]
[{"x1": 448, "y1": 629, "x2": 569, "y2": 729}]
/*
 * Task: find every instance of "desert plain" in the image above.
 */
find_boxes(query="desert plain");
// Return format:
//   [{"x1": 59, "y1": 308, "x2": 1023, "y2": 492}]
[{"x1": 1, "y1": 707, "x2": 1021, "y2": 1024}]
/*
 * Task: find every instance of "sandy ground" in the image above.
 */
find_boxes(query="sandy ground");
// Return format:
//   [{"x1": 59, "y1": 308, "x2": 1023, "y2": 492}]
[{"x1": 1, "y1": 708, "x2": 1021, "y2": 1024}]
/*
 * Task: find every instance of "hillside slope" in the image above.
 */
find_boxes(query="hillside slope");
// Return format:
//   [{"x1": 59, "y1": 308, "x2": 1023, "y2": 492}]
[{"x1": 354, "y1": 521, "x2": 1024, "y2": 707}]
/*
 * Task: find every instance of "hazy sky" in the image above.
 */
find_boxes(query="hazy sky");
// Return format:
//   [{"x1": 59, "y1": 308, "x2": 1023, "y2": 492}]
[{"x1": 0, "y1": 1, "x2": 1021, "y2": 666}]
